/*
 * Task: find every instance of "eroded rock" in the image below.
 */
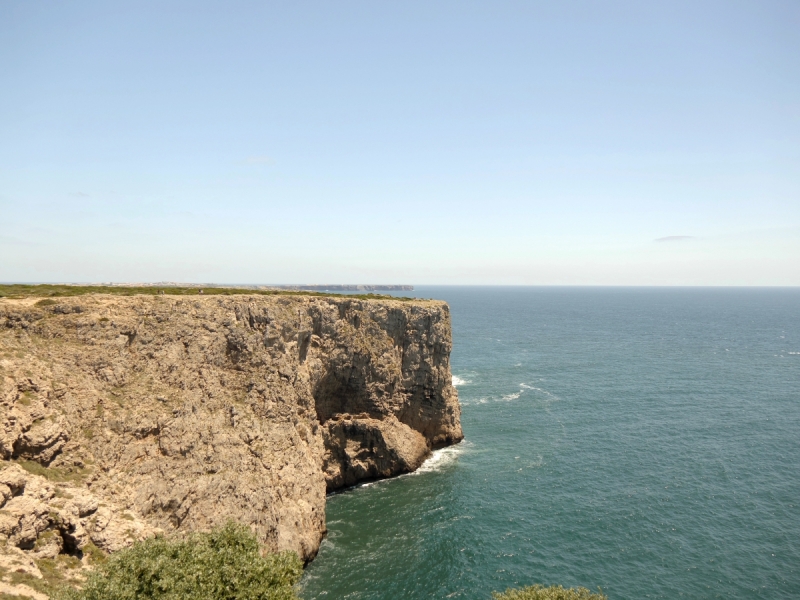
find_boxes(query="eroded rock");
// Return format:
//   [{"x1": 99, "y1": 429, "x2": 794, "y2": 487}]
[
  {"x1": 323, "y1": 415, "x2": 429, "y2": 490},
  {"x1": 0, "y1": 293, "x2": 462, "y2": 581}
]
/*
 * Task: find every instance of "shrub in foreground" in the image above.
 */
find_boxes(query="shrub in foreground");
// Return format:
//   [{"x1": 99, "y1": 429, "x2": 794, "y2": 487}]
[
  {"x1": 55, "y1": 522, "x2": 303, "y2": 600},
  {"x1": 492, "y1": 584, "x2": 607, "y2": 600}
]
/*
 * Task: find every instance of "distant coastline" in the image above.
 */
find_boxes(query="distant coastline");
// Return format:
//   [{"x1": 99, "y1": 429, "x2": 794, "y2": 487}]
[{"x1": 32, "y1": 282, "x2": 414, "y2": 292}]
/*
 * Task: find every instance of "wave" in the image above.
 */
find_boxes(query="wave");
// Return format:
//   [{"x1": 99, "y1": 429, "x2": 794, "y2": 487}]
[
  {"x1": 452, "y1": 375, "x2": 471, "y2": 387},
  {"x1": 414, "y1": 440, "x2": 467, "y2": 474},
  {"x1": 336, "y1": 441, "x2": 468, "y2": 494},
  {"x1": 789, "y1": 352, "x2": 800, "y2": 355},
  {"x1": 460, "y1": 382, "x2": 560, "y2": 406},
  {"x1": 520, "y1": 383, "x2": 560, "y2": 400}
]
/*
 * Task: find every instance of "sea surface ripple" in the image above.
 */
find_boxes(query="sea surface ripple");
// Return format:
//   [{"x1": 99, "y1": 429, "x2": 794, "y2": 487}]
[{"x1": 300, "y1": 287, "x2": 800, "y2": 599}]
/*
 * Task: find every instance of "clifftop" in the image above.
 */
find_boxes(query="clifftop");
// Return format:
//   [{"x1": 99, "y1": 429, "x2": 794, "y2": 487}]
[
  {"x1": 0, "y1": 292, "x2": 462, "y2": 595},
  {"x1": 0, "y1": 284, "x2": 415, "y2": 301}
]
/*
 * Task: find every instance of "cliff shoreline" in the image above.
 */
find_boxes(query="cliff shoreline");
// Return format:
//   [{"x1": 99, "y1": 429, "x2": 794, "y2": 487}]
[{"x1": 0, "y1": 292, "x2": 462, "y2": 591}]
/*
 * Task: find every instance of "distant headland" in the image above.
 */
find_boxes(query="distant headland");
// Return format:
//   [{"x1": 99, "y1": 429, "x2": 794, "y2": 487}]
[{"x1": 41, "y1": 283, "x2": 414, "y2": 292}]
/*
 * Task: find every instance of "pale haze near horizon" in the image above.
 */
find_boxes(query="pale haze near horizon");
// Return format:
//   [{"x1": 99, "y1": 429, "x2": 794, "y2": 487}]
[{"x1": 1, "y1": 1, "x2": 798, "y2": 286}]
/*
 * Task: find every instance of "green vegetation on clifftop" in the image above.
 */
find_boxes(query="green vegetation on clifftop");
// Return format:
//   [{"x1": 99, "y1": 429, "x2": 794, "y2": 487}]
[
  {"x1": 0, "y1": 284, "x2": 414, "y2": 301},
  {"x1": 53, "y1": 523, "x2": 303, "y2": 600},
  {"x1": 492, "y1": 584, "x2": 607, "y2": 600}
]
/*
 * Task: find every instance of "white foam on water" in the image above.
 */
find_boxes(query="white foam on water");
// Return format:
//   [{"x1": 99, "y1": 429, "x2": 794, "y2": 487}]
[
  {"x1": 413, "y1": 441, "x2": 467, "y2": 475},
  {"x1": 460, "y1": 396, "x2": 488, "y2": 406},
  {"x1": 460, "y1": 382, "x2": 563, "y2": 406},
  {"x1": 320, "y1": 539, "x2": 336, "y2": 550},
  {"x1": 789, "y1": 352, "x2": 800, "y2": 355},
  {"x1": 452, "y1": 375, "x2": 471, "y2": 386},
  {"x1": 528, "y1": 454, "x2": 544, "y2": 468},
  {"x1": 463, "y1": 383, "x2": 561, "y2": 405},
  {"x1": 520, "y1": 383, "x2": 560, "y2": 401},
  {"x1": 335, "y1": 441, "x2": 468, "y2": 493}
]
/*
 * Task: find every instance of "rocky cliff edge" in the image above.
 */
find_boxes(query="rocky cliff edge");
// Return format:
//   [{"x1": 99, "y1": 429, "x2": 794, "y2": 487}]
[{"x1": 0, "y1": 294, "x2": 462, "y2": 594}]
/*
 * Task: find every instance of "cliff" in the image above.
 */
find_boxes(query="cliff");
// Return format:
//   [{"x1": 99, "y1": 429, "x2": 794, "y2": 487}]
[{"x1": 0, "y1": 293, "x2": 461, "y2": 593}]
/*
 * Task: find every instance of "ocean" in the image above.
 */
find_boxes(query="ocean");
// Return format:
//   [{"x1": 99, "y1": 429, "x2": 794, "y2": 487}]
[{"x1": 299, "y1": 287, "x2": 800, "y2": 599}]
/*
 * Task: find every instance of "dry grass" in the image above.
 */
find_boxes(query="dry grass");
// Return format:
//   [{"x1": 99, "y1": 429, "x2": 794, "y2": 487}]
[{"x1": 0, "y1": 284, "x2": 414, "y2": 302}]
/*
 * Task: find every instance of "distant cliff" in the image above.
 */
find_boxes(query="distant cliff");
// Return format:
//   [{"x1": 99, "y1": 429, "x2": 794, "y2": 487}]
[
  {"x1": 0, "y1": 293, "x2": 461, "y2": 593},
  {"x1": 269, "y1": 285, "x2": 414, "y2": 292}
]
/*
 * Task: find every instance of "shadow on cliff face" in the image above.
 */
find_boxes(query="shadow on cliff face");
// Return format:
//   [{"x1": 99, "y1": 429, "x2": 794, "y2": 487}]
[{"x1": 312, "y1": 360, "x2": 374, "y2": 424}]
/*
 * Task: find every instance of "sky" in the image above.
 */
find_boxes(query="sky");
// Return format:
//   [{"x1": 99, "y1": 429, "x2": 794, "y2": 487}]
[{"x1": 1, "y1": 0, "x2": 798, "y2": 285}]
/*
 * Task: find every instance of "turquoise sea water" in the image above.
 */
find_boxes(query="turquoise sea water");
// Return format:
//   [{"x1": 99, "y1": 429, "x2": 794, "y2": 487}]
[{"x1": 300, "y1": 287, "x2": 800, "y2": 599}]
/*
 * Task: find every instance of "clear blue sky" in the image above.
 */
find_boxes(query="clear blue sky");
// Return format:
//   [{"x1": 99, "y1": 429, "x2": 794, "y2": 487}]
[{"x1": 2, "y1": 1, "x2": 798, "y2": 285}]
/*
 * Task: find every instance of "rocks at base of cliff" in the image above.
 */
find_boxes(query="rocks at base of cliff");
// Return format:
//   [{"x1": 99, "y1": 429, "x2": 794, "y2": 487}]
[{"x1": 322, "y1": 415, "x2": 429, "y2": 491}]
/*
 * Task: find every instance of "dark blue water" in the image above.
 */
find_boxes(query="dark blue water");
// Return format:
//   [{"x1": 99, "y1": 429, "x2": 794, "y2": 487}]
[{"x1": 300, "y1": 287, "x2": 800, "y2": 599}]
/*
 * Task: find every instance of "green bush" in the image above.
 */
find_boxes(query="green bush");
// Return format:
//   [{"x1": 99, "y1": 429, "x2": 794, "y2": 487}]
[
  {"x1": 54, "y1": 522, "x2": 303, "y2": 600},
  {"x1": 492, "y1": 584, "x2": 607, "y2": 600}
]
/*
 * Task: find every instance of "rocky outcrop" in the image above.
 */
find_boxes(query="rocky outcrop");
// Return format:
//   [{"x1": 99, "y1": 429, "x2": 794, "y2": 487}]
[
  {"x1": 323, "y1": 415, "x2": 429, "y2": 490},
  {"x1": 0, "y1": 463, "x2": 158, "y2": 556},
  {"x1": 0, "y1": 293, "x2": 461, "y2": 586}
]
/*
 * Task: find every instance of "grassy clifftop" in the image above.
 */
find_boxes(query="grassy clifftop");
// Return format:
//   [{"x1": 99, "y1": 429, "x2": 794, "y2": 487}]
[{"x1": 0, "y1": 284, "x2": 413, "y2": 302}]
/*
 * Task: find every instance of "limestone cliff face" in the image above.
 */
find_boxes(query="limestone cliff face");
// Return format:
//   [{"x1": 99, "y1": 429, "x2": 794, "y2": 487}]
[{"x1": 0, "y1": 294, "x2": 461, "y2": 584}]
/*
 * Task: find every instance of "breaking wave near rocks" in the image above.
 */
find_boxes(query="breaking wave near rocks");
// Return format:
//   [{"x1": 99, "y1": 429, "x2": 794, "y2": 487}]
[
  {"x1": 452, "y1": 374, "x2": 472, "y2": 386},
  {"x1": 345, "y1": 442, "x2": 467, "y2": 491},
  {"x1": 414, "y1": 440, "x2": 467, "y2": 475}
]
